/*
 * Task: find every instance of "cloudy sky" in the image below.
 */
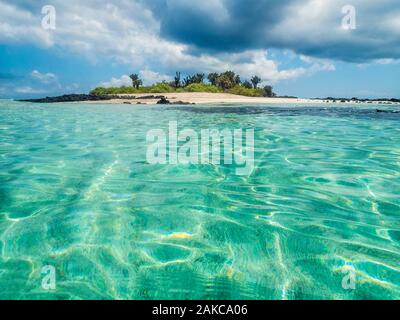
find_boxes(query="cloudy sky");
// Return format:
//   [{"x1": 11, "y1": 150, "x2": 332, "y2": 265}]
[{"x1": 0, "y1": 0, "x2": 399, "y2": 98}]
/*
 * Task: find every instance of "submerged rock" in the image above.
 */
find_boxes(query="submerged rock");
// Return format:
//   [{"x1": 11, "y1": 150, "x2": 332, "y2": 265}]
[
  {"x1": 156, "y1": 97, "x2": 194, "y2": 105},
  {"x1": 376, "y1": 109, "x2": 400, "y2": 113},
  {"x1": 171, "y1": 100, "x2": 195, "y2": 105},
  {"x1": 156, "y1": 97, "x2": 170, "y2": 104}
]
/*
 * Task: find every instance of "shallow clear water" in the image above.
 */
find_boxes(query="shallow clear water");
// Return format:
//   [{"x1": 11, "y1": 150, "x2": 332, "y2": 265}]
[{"x1": 0, "y1": 100, "x2": 400, "y2": 300}]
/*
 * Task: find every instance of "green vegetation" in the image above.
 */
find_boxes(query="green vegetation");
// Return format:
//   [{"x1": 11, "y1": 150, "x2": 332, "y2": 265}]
[
  {"x1": 90, "y1": 83, "x2": 173, "y2": 95},
  {"x1": 90, "y1": 82, "x2": 222, "y2": 95},
  {"x1": 242, "y1": 80, "x2": 253, "y2": 89},
  {"x1": 250, "y1": 76, "x2": 261, "y2": 89},
  {"x1": 263, "y1": 85, "x2": 274, "y2": 97},
  {"x1": 207, "y1": 73, "x2": 219, "y2": 86},
  {"x1": 90, "y1": 70, "x2": 276, "y2": 97},
  {"x1": 129, "y1": 74, "x2": 142, "y2": 89},
  {"x1": 182, "y1": 73, "x2": 205, "y2": 87},
  {"x1": 228, "y1": 85, "x2": 264, "y2": 97},
  {"x1": 177, "y1": 83, "x2": 222, "y2": 93}
]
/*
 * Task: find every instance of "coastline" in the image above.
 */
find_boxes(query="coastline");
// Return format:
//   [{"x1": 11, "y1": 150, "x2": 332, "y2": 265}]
[
  {"x1": 16, "y1": 92, "x2": 400, "y2": 106},
  {"x1": 81, "y1": 92, "x2": 400, "y2": 105}
]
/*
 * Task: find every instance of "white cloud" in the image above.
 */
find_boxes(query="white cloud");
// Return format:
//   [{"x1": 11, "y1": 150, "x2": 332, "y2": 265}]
[
  {"x1": 31, "y1": 70, "x2": 58, "y2": 84},
  {"x1": 2, "y1": 70, "x2": 70, "y2": 96},
  {"x1": 97, "y1": 51, "x2": 334, "y2": 88},
  {"x1": 139, "y1": 69, "x2": 172, "y2": 85},
  {"x1": 227, "y1": 51, "x2": 307, "y2": 84},
  {"x1": 98, "y1": 70, "x2": 172, "y2": 88},
  {"x1": 15, "y1": 86, "x2": 44, "y2": 94},
  {"x1": 371, "y1": 59, "x2": 400, "y2": 65},
  {"x1": 0, "y1": 1, "x2": 337, "y2": 86},
  {"x1": 0, "y1": 1, "x2": 52, "y2": 46},
  {"x1": 99, "y1": 75, "x2": 132, "y2": 88},
  {"x1": 65, "y1": 83, "x2": 80, "y2": 92},
  {"x1": 268, "y1": 0, "x2": 400, "y2": 62},
  {"x1": 299, "y1": 56, "x2": 336, "y2": 71}
]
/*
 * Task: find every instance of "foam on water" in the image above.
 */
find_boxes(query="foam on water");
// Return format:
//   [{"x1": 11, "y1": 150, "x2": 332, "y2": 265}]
[{"x1": 0, "y1": 101, "x2": 399, "y2": 299}]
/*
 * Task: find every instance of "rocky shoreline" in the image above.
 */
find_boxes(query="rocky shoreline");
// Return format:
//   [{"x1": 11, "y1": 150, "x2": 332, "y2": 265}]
[
  {"x1": 17, "y1": 93, "x2": 400, "y2": 106},
  {"x1": 18, "y1": 94, "x2": 127, "y2": 103},
  {"x1": 18, "y1": 94, "x2": 194, "y2": 105}
]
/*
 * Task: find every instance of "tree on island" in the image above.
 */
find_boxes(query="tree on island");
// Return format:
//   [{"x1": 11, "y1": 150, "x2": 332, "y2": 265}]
[
  {"x1": 129, "y1": 74, "x2": 143, "y2": 89},
  {"x1": 263, "y1": 85, "x2": 274, "y2": 97},
  {"x1": 214, "y1": 71, "x2": 238, "y2": 90},
  {"x1": 251, "y1": 76, "x2": 261, "y2": 89},
  {"x1": 207, "y1": 73, "x2": 219, "y2": 86},
  {"x1": 193, "y1": 73, "x2": 205, "y2": 84},
  {"x1": 183, "y1": 73, "x2": 205, "y2": 87},
  {"x1": 215, "y1": 74, "x2": 233, "y2": 90},
  {"x1": 91, "y1": 70, "x2": 277, "y2": 98},
  {"x1": 174, "y1": 72, "x2": 181, "y2": 88},
  {"x1": 242, "y1": 80, "x2": 253, "y2": 89},
  {"x1": 235, "y1": 75, "x2": 241, "y2": 85}
]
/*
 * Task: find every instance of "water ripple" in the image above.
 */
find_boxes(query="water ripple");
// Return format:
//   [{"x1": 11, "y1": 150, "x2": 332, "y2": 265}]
[{"x1": 0, "y1": 101, "x2": 399, "y2": 299}]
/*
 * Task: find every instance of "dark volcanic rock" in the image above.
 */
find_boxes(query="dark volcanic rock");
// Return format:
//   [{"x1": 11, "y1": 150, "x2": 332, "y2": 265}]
[
  {"x1": 171, "y1": 101, "x2": 195, "y2": 105},
  {"x1": 19, "y1": 94, "x2": 108, "y2": 103},
  {"x1": 18, "y1": 93, "x2": 195, "y2": 105},
  {"x1": 376, "y1": 109, "x2": 400, "y2": 113},
  {"x1": 156, "y1": 97, "x2": 194, "y2": 105},
  {"x1": 141, "y1": 95, "x2": 165, "y2": 100},
  {"x1": 18, "y1": 94, "x2": 138, "y2": 103},
  {"x1": 156, "y1": 97, "x2": 170, "y2": 104}
]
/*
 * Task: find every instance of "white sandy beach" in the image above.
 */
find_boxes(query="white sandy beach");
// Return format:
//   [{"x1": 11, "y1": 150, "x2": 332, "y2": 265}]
[{"x1": 83, "y1": 92, "x2": 397, "y2": 105}]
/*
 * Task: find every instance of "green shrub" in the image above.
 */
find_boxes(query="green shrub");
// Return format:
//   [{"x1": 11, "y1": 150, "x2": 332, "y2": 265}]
[
  {"x1": 228, "y1": 85, "x2": 264, "y2": 97},
  {"x1": 90, "y1": 87, "x2": 106, "y2": 95},
  {"x1": 183, "y1": 83, "x2": 222, "y2": 93},
  {"x1": 146, "y1": 82, "x2": 175, "y2": 93},
  {"x1": 91, "y1": 83, "x2": 222, "y2": 95},
  {"x1": 90, "y1": 83, "x2": 173, "y2": 95},
  {"x1": 90, "y1": 82, "x2": 264, "y2": 97}
]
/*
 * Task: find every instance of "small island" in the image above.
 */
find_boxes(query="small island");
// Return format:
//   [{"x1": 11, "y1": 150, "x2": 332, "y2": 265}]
[{"x1": 20, "y1": 70, "x2": 400, "y2": 105}]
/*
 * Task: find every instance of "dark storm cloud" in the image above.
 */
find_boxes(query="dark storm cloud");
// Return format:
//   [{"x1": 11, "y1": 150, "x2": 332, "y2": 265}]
[
  {"x1": 147, "y1": 0, "x2": 295, "y2": 52},
  {"x1": 143, "y1": 0, "x2": 400, "y2": 62}
]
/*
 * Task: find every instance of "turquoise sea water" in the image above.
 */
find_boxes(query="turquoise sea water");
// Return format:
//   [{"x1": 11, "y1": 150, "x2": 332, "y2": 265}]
[{"x1": 0, "y1": 100, "x2": 400, "y2": 300}]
